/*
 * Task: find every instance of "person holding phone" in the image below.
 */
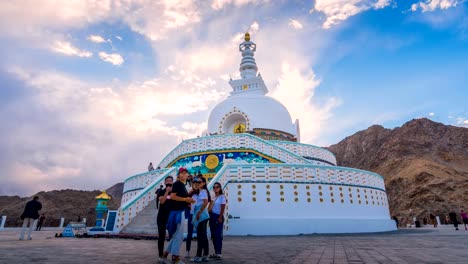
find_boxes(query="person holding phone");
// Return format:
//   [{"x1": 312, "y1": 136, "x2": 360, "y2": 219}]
[{"x1": 161, "y1": 168, "x2": 195, "y2": 264}]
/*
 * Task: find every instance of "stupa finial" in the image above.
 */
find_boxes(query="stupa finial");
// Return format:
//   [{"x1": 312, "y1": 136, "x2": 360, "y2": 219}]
[{"x1": 238, "y1": 32, "x2": 257, "y2": 78}]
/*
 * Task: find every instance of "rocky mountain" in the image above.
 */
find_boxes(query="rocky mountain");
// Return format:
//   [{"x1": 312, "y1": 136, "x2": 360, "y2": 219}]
[
  {"x1": 0, "y1": 183, "x2": 123, "y2": 227},
  {"x1": 327, "y1": 118, "x2": 468, "y2": 225}
]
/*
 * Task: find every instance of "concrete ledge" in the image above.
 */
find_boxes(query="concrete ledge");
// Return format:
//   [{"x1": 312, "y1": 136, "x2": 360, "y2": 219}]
[{"x1": 227, "y1": 218, "x2": 397, "y2": 235}]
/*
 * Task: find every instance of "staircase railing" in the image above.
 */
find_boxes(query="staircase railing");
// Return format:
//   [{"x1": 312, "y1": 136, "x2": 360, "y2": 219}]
[
  {"x1": 115, "y1": 167, "x2": 177, "y2": 232},
  {"x1": 270, "y1": 140, "x2": 337, "y2": 165}
]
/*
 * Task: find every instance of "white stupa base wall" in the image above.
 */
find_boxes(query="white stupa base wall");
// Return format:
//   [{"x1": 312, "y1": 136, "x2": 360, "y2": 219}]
[{"x1": 227, "y1": 218, "x2": 397, "y2": 235}]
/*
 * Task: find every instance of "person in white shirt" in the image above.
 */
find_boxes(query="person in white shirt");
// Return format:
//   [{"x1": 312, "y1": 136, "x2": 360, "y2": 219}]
[
  {"x1": 190, "y1": 176, "x2": 211, "y2": 263},
  {"x1": 208, "y1": 182, "x2": 226, "y2": 260}
]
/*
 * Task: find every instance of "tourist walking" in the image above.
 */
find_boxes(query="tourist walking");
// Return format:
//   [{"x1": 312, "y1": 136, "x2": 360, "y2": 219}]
[
  {"x1": 209, "y1": 182, "x2": 226, "y2": 260},
  {"x1": 162, "y1": 168, "x2": 195, "y2": 264},
  {"x1": 460, "y1": 210, "x2": 468, "y2": 231},
  {"x1": 190, "y1": 176, "x2": 211, "y2": 263},
  {"x1": 429, "y1": 213, "x2": 437, "y2": 228},
  {"x1": 148, "y1": 162, "x2": 155, "y2": 171},
  {"x1": 185, "y1": 178, "x2": 199, "y2": 258},
  {"x1": 19, "y1": 196, "x2": 42, "y2": 240},
  {"x1": 449, "y1": 210, "x2": 459, "y2": 230},
  {"x1": 392, "y1": 216, "x2": 399, "y2": 228},
  {"x1": 36, "y1": 214, "x2": 45, "y2": 231},
  {"x1": 156, "y1": 175, "x2": 173, "y2": 263}
]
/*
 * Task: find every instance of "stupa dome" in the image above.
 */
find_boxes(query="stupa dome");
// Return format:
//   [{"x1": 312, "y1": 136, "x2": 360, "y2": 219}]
[{"x1": 206, "y1": 32, "x2": 298, "y2": 140}]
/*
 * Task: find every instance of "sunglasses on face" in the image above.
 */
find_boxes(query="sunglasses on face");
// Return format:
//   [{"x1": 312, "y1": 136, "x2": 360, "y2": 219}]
[
  {"x1": 213, "y1": 186, "x2": 221, "y2": 189},
  {"x1": 166, "y1": 184, "x2": 173, "y2": 187}
]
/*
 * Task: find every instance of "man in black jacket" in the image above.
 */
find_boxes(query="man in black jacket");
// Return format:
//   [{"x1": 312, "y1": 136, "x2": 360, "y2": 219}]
[{"x1": 19, "y1": 196, "x2": 42, "y2": 240}]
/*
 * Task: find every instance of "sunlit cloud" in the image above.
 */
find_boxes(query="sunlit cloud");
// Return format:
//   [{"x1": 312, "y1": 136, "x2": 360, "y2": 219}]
[
  {"x1": 87, "y1": 34, "x2": 107, "y2": 43},
  {"x1": 98, "y1": 52, "x2": 124, "y2": 66},
  {"x1": 313, "y1": 0, "x2": 392, "y2": 29},
  {"x1": 410, "y1": 0, "x2": 463, "y2": 12},
  {"x1": 51, "y1": 41, "x2": 92, "y2": 57},
  {"x1": 288, "y1": 19, "x2": 303, "y2": 29}
]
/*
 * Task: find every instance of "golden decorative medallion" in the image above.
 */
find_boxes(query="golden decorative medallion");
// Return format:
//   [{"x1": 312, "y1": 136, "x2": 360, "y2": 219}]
[{"x1": 205, "y1": 154, "x2": 219, "y2": 169}]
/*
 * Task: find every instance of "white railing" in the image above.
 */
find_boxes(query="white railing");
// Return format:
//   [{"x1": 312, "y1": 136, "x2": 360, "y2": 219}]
[
  {"x1": 115, "y1": 167, "x2": 177, "y2": 232},
  {"x1": 121, "y1": 169, "x2": 170, "y2": 204},
  {"x1": 157, "y1": 134, "x2": 311, "y2": 168},
  {"x1": 270, "y1": 141, "x2": 337, "y2": 165}
]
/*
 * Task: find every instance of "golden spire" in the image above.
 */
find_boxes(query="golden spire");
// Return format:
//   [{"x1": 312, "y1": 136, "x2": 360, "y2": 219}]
[
  {"x1": 244, "y1": 32, "x2": 250, "y2": 42},
  {"x1": 95, "y1": 190, "x2": 111, "y2": 200}
]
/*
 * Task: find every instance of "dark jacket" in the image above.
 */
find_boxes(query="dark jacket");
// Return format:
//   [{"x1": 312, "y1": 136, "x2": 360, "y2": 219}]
[{"x1": 20, "y1": 199, "x2": 42, "y2": 220}]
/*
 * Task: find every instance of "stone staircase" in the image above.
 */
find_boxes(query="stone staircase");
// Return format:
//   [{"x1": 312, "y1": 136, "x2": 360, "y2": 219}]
[{"x1": 120, "y1": 199, "x2": 158, "y2": 234}]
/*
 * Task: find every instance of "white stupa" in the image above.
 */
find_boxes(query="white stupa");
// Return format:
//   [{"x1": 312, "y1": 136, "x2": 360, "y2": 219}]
[
  {"x1": 111, "y1": 33, "x2": 396, "y2": 235},
  {"x1": 208, "y1": 32, "x2": 299, "y2": 140}
]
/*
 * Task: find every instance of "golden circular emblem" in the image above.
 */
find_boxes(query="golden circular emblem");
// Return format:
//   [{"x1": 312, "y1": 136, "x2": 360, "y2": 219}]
[{"x1": 205, "y1": 154, "x2": 219, "y2": 169}]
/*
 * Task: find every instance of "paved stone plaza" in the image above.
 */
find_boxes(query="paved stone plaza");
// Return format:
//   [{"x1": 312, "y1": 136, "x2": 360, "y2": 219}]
[{"x1": 0, "y1": 227, "x2": 467, "y2": 264}]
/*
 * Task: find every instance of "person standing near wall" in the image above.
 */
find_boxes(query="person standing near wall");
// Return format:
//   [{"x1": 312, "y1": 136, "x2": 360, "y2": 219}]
[
  {"x1": 429, "y1": 213, "x2": 437, "y2": 228},
  {"x1": 449, "y1": 210, "x2": 459, "y2": 231},
  {"x1": 208, "y1": 182, "x2": 226, "y2": 260},
  {"x1": 148, "y1": 162, "x2": 155, "y2": 171},
  {"x1": 460, "y1": 210, "x2": 468, "y2": 231},
  {"x1": 156, "y1": 176, "x2": 173, "y2": 263},
  {"x1": 36, "y1": 214, "x2": 45, "y2": 231},
  {"x1": 185, "y1": 178, "x2": 199, "y2": 258},
  {"x1": 162, "y1": 168, "x2": 195, "y2": 264},
  {"x1": 190, "y1": 176, "x2": 211, "y2": 263},
  {"x1": 19, "y1": 196, "x2": 42, "y2": 240}
]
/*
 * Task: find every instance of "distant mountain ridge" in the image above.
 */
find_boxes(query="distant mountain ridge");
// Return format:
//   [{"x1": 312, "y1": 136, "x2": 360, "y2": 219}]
[
  {"x1": 327, "y1": 118, "x2": 468, "y2": 224},
  {"x1": 0, "y1": 183, "x2": 123, "y2": 227}
]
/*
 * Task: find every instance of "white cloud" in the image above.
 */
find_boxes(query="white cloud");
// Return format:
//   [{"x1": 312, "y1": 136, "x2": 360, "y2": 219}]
[
  {"x1": 98, "y1": 52, "x2": 124, "y2": 66},
  {"x1": 118, "y1": 0, "x2": 201, "y2": 40},
  {"x1": 428, "y1": 112, "x2": 435, "y2": 116},
  {"x1": 51, "y1": 41, "x2": 92, "y2": 57},
  {"x1": 410, "y1": 0, "x2": 463, "y2": 12},
  {"x1": 0, "y1": 0, "x2": 201, "y2": 42},
  {"x1": 288, "y1": 19, "x2": 303, "y2": 29},
  {"x1": 87, "y1": 34, "x2": 107, "y2": 43},
  {"x1": 116, "y1": 36, "x2": 123, "y2": 41},
  {"x1": 211, "y1": 0, "x2": 269, "y2": 10},
  {"x1": 271, "y1": 63, "x2": 341, "y2": 143},
  {"x1": 313, "y1": 0, "x2": 392, "y2": 29},
  {"x1": 1, "y1": 65, "x2": 225, "y2": 195}
]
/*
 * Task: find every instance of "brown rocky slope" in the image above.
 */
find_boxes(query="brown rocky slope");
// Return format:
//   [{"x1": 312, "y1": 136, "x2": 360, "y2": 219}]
[
  {"x1": 327, "y1": 118, "x2": 468, "y2": 225},
  {"x1": 0, "y1": 183, "x2": 123, "y2": 227}
]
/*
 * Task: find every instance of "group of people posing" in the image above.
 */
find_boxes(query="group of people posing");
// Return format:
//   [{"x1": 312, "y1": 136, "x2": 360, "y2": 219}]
[{"x1": 156, "y1": 167, "x2": 227, "y2": 264}]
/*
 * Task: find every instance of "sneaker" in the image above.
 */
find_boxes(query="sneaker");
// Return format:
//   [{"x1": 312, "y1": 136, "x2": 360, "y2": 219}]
[
  {"x1": 158, "y1": 258, "x2": 170, "y2": 264},
  {"x1": 190, "y1": 257, "x2": 202, "y2": 263},
  {"x1": 174, "y1": 259, "x2": 186, "y2": 264},
  {"x1": 215, "y1": 254, "x2": 222, "y2": 260},
  {"x1": 201, "y1": 256, "x2": 209, "y2": 262},
  {"x1": 185, "y1": 251, "x2": 191, "y2": 258},
  {"x1": 208, "y1": 254, "x2": 217, "y2": 259},
  {"x1": 27, "y1": 237, "x2": 32, "y2": 240}
]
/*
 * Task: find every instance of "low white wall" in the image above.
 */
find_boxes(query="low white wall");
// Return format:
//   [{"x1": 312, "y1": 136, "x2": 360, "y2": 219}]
[{"x1": 227, "y1": 219, "x2": 397, "y2": 235}]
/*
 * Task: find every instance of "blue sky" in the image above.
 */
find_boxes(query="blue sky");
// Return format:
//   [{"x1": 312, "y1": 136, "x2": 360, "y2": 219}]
[{"x1": 0, "y1": 0, "x2": 466, "y2": 196}]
